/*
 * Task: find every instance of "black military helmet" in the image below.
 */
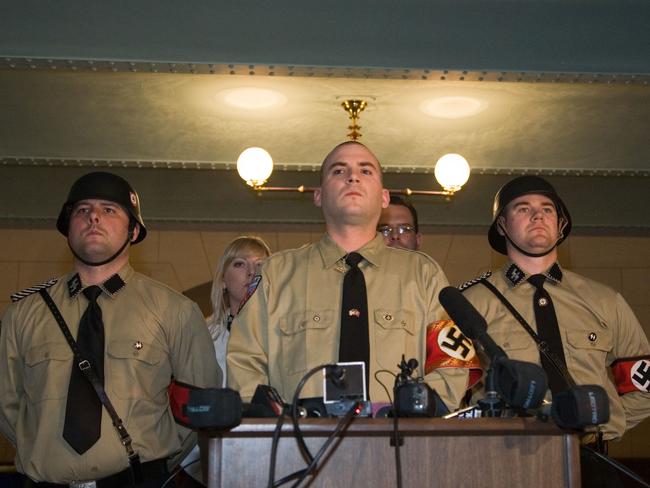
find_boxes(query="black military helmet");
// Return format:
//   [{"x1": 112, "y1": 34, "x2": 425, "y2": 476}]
[
  {"x1": 56, "y1": 171, "x2": 147, "y2": 244},
  {"x1": 488, "y1": 175, "x2": 571, "y2": 255}
]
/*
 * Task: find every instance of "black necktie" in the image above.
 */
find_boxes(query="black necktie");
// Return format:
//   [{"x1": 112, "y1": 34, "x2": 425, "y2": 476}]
[
  {"x1": 63, "y1": 285, "x2": 104, "y2": 454},
  {"x1": 338, "y1": 252, "x2": 370, "y2": 386},
  {"x1": 528, "y1": 274, "x2": 569, "y2": 395}
]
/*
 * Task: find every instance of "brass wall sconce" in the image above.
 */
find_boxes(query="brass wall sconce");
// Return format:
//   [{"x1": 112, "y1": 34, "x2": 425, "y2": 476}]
[{"x1": 237, "y1": 99, "x2": 470, "y2": 197}]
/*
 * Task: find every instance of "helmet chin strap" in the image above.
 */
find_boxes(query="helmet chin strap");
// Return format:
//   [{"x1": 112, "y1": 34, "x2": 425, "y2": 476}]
[
  {"x1": 498, "y1": 219, "x2": 566, "y2": 258},
  {"x1": 70, "y1": 234, "x2": 132, "y2": 267},
  {"x1": 69, "y1": 224, "x2": 135, "y2": 267}
]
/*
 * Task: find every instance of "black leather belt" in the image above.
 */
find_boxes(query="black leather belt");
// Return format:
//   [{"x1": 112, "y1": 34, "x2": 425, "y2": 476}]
[{"x1": 24, "y1": 459, "x2": 169, "y2": 488}]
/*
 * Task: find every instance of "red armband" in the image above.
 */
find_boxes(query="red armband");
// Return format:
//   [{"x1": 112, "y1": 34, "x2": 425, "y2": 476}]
[
  {"x1": 425, "y1": 320, "x2": 482, "y2": 389},
  {"x1": 611, "y1": 356, "x2": 650, "y2": 394},
  {"x1": 168, "y1": 379, "x2": 202, "y2": 427}
]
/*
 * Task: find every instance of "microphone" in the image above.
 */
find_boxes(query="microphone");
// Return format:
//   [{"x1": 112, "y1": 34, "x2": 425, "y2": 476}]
[
  {"x1": 439, "y1": 286, "x2": 547, "y2": 410},
  {"x1": 393, "y1": 356, "x2": 449, "y2": 417},
  {"x1": 326, "y1": 364, "x2": 347, "y2": 389},
  {"x1": 185, "y1": 388, "x2": 242, "y2": 429},
  {"x1": 491, "y1": 357, "x2": 548, "y2": 410},
  {"x1": 551, "y1": 385, "x2": 610, "y2": 429},
  {"x1": 439, "y1": 286, "x2": 506, "y2": 360}
]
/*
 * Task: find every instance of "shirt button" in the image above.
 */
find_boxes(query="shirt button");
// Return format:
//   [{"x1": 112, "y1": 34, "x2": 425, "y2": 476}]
[
  {"x1": 384, "y1": 313, "x2": 393, "y2": 321},
  {"x1": 313, "y1": 315, "x2": 321, "y2": 322}
]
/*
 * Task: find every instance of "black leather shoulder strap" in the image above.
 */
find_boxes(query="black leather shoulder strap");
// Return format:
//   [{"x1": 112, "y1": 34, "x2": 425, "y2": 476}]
[
  {"x1": 38, "y1": 288, "x2": 144, "y2": 482},
  {"x1": 477, "y1": 280, "x2": 576, "y2": 388}
]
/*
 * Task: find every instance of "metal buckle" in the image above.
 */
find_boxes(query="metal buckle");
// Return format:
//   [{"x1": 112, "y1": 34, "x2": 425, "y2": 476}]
[
  {"x1": 70, "y1": 482, "x2": 96, "y2": 488},
  {"x1": 78, "y1": 359, "x2": 91, "y2": 371}
]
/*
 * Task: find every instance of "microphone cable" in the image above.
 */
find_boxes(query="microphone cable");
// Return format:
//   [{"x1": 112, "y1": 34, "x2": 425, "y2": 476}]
[
  {"x1": 267, "y1": 403, "x2": 289, "y2": 488},
  {"x1": 288, "y1": 403, "x2": 361, "y2": 488},
  {"x1": 269, "y1": 363, "x2": 362, "y2": 488},
  {"x1": 160, "y1": 457, "x2": 201, "y2": 488},
  {"x1": 582, "y1": 445, "x2": 650, "y2": 488},
  {"x1": 291, "y1": 364, "x2": 337, "y2": 464},
  {"x1": 268, "y1": 363, "x2": 326, "y2": 488},
  {"x1": 374, "y1": 368, "x2": 405, "y2": 488}
]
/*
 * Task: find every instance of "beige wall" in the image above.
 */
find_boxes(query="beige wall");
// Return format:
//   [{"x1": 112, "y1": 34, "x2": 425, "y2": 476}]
[{"x1": 0, "y1": 227, "x2": 649, "y2": 461}]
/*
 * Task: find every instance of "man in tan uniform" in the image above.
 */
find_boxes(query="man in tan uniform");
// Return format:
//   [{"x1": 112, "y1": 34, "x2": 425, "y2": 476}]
[
  {"x1": 228, "y1": 142, "x2": 476, "y2": 409},
  {"x1": 461, "y1": 176, "x2": 649, "y2": 485},
  {"x1": 0, "y1": 172, "x2": 221, "y2": 486}
]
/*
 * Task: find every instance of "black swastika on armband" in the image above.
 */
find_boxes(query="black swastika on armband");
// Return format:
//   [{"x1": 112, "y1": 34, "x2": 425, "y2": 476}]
[
  {"x1": 441, "y1": 327, "x2": 473, "y2": 360},
  {"x1": 632, "y1": 360, "x2": 650, "y2": 392}
]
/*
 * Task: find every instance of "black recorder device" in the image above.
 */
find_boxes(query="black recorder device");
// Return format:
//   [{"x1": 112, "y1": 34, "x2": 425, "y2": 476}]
[
  {"x1": 394, "y1": 356, "x2": 449, "y2": 417},
  {"x1": 323, "y1": 362, "x2": 372, "y2": 417}
]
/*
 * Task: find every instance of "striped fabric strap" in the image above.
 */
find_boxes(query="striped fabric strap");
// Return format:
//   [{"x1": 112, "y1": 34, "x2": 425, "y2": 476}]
[{"x1": 11, "y1": 278, "x2": 58, "y2": 302}]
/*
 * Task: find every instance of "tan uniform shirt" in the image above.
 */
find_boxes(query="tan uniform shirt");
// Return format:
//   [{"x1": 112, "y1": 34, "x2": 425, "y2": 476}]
[
  {"x1": 227, "y1": 234, "x2": 469, "y2": 409},
  {"x1": 462, "y1": 262, "x2": 650, "y2": 440},
  {"x1": 0, "y1": 264, "x2": 221, "y2": 482}
]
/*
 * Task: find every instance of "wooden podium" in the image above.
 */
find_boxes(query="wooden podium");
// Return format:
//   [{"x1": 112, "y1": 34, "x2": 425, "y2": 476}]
[{"x1": 199, "y1": 417, "x2": 580, "y2": 487}]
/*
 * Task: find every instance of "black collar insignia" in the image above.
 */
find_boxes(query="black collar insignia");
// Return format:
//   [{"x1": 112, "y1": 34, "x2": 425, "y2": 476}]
[
  {"x1": 546, "y1": 263, "x2": 563, "y2": 284},
  {"x1": 504, "y1": 262, "x2": 563, "y2": 287},
  {"x1": 67, "y1": 274, "x2": 83, "y2": 298},
  {"x1": 67, "y1": 272, "x2": 126, "y2": 299},
  {"x1": 102, "y1": 274, "x2": 126, "y2": 295},
  {"x1": 504, "y1": 263, "x2": 526, "y2": 287}
]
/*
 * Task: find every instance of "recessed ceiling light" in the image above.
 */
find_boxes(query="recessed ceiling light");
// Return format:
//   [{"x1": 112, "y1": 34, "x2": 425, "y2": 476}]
[
  {"x1": 220, "y1": 87, "x2": 287, "y2": 109},
  {"x1": 419, "y1": 96, "x2": 487, "y2": 119}
]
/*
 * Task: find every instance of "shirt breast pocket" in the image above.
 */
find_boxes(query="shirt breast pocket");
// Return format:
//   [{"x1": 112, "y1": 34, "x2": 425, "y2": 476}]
[
  {"x1": 24, "y1": 342, "x2": 73, "y2": 402},
  {"x1": 565, "y1": 328, "x2": 612, "y2": 367},
  {"x1": 488, "y1": 328, "x2": 537, "y2": 363},
  {"x1": 373, "y1": 309, "x2": 416, "y2": 369},
  {"x1": 278, "y1": 310, "x2": 334, "y2": 375},
  {"x1": 107, "y1": 341, "x2": 168, "y2": 401}
]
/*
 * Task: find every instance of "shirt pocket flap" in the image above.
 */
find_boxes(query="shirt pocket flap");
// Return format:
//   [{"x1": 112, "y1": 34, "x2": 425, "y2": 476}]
[
  {"x1": 107, "y1": 340, "x2": 163, "y2": 365},
  {"x1": 565, "y1": 329, "x2": 612, "y2": 352},
  {"x1": 25, "y1": 342, "x2": 72, "y2": 366},
  {"x1": 374, "y1": 309, "x2": 415, "y2": 336},
  {"x1": 278, "y1": 310, "x2": 335, "y2": 335},
  {"x1": 494, "y1": 329, "x2": 532, "y2": 351}
]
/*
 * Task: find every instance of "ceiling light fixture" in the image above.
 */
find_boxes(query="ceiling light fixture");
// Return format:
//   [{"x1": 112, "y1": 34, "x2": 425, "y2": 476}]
[
  {"x1": 236, "y1": 100, "x2": 471, "y2": 197},
  {"x1": 420, "y1": 96, "x2": 486, "y2": 119},
  {"x1": 221, "y1": 87, "x2": 286, "y2": 110}
]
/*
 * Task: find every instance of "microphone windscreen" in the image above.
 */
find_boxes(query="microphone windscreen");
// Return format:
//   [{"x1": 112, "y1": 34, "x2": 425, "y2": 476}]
[
  {"x1": 186, "y1": 388, "x2": 242, "y2": 429},
  {"x1": 493, "y1": 358, "x2": 548, "y2": 409},
  {"x1": 551, "y1": 385, "x2": 610, "y2": 429},
  {"x1": 439, "y1": 286, "x2": 488, "y2": 339}
]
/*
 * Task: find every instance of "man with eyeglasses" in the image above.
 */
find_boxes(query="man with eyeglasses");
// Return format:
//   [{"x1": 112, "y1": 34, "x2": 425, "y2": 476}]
[{"x1": 377, "y1": 195, "x2": 422, "y2": 251}]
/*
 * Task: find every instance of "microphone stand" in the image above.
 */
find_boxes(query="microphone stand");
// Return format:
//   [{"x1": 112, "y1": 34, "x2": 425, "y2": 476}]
[{"x1": 477, "y1": 366, "x2": 503, "y2": 418}]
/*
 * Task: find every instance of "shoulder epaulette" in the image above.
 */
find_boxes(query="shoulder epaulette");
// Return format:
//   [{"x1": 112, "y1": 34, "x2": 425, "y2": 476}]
[
  {"x1": 458, "y1": 271, "x2": 492, "y2": 292},
  {"x1": 11, "y1": 278, "x2": 58, "y2": 302}
]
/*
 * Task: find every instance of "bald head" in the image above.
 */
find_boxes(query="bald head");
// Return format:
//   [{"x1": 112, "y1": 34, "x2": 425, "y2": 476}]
[{"x1": 320, "y1": 141, "x2": 383, "y2": 183}]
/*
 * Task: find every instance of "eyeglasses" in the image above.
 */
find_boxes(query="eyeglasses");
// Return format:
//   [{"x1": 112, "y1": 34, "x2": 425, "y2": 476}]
[{"x1": 377, "y1": 224, "x2": 415, "y2": 237}]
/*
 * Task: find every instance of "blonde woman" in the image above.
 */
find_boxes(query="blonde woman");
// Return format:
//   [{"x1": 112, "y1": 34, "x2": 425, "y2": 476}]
[
  {"x1": 208, "y1": 236, "x2": 272, "y2": 383},
  {"x1": 180, "y1": 236, "x2": 271, "y2": 486}
]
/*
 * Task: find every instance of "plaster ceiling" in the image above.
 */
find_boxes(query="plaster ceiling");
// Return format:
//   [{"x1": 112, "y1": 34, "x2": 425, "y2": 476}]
[{"x1": 1, "y1": 63, "x2": 649, "y2": 182}]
